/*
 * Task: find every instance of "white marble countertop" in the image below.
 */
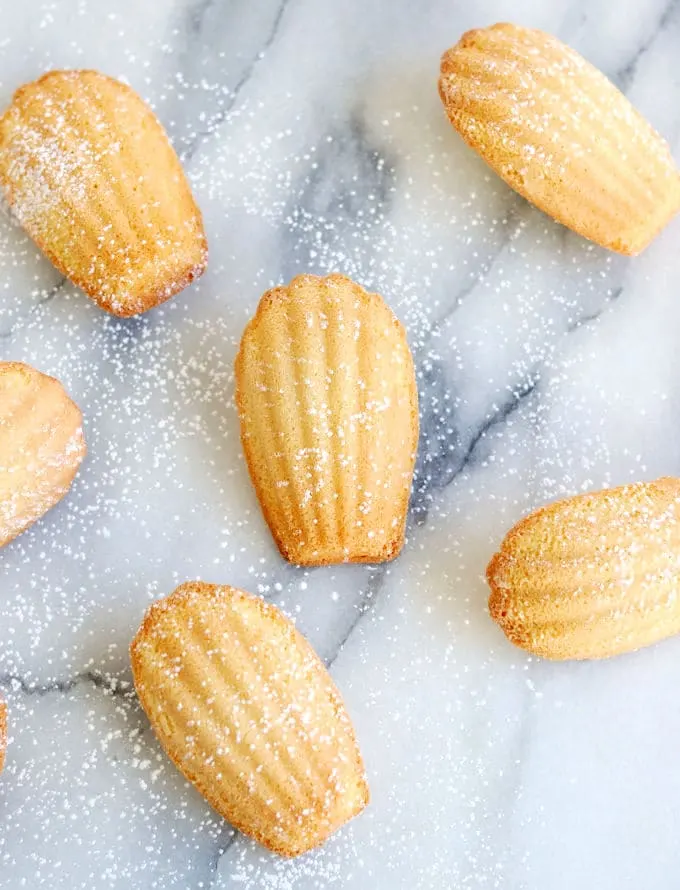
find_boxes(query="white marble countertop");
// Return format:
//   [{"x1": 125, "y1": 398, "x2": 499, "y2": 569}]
[{"x1": 2, "y1": 0, "x2": 680, "y2": 887}]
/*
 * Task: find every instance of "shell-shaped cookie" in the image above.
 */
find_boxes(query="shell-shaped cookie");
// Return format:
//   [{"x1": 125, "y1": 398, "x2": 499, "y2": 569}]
[
  {"x1": 131, "y1": 582, "x2": 369, "y2": 857},
  {"x1": 487, "y1": 478, "x2": 680, "y2": 660},
  {"x1": 439, "y1": 23, "x2": 680, "y2": 255},
  {"x1": 0, "y1": 362, "x2": 86, "y2": 548},
  {"x1": 0, "y1": 70, "x2": 207, "y2": 316},
  {"x1": 235, "y1": 273, "x2": 419, "y2": 566},
  {"x1": 0, "y1": 698, "x2": 6, "y2": 774}
]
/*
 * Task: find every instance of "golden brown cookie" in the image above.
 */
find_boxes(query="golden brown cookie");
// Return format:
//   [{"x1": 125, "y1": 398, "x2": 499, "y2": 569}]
[
  {"x1": 0, "y1": 70, "x2": 207, "y2": 316},
  {"x1": 487, "y1": 477, "x2": 680, "y2": 660},
  {"x1": 439, "y1": 23, "x2": 680, "y2": 255},
  {"x1": 0, "y1": 362, "x2": 86, "y2": 548},
  {"x1": 235, "y1": 273, "x2": 419, "y2": 566},
  {"x1": 0, "y1": 698, "x2": 6, "y2": 774},
  {"x1": 131, "y1": 582, "x2": 369, "y2": 857}
]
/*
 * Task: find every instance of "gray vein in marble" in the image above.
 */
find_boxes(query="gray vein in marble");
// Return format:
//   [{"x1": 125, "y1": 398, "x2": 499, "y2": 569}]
[
  {"x1": 0, "y1": 669, "x2": 133, "y2": 700},
  {"x1": 0, "y1": 275, "x2": 67, "y2": 341},
  {"x1": 204, "y1": 825, "x2": 238, "y2": 890},
  {"x1": 567, "y1": 285, "x2": 624, "y2": 332},
  {"x1": 426, "y1": 203, "x2": 526, "y2": 333},
  {"x1": 186, "y1": 0, "x2": 213, "y2": 35},
  {"x1": 181, "y1": 0, "x2": 294, "y2": 164},
  {"x1": 324, "y1": 566, "x2": 387, "y2": 669},
  {"x1": 280, "y1": 109, "x2": 395, "y2": 283},
  {"x1": 615, "y1": 0, "x2": 680, "y2": 89},
  {"x1": 411, "y1": 363, "x2": 540, "y2": 526}
]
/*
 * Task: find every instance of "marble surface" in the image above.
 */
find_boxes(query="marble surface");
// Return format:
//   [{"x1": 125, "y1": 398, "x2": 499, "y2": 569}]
[{"x1": 2, "y1": 0, "x2": 680, "y2": 887}]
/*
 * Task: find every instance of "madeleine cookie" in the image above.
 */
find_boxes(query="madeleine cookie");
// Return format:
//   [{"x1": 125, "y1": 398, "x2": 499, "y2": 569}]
[
  {"x1": 0, "y1": 70, "x2": 207, "y2": 316},
  {"x1": 131, "y1": 582, "x2": 369, "y2": 857},
  {"x1": 235, "y1": 273, "x2": 419, "y2": 566},
  {"x1": 0, "y1": 698, "x2": 6, "y2": 774},
  {"x1": 0, "y1": 362, "x2": 86, "y2": 548},
  {"x1": 487, "y1": 477, "x2": 680, "y2": 660},
  {"x1": 439, "y1": 23, "x2": 680, "y2": 255}
]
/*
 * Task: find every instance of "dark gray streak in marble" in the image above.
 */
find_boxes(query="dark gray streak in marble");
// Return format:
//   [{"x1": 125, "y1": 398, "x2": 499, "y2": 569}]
[
  {"x1": 181, "y1": 0, "x2": 294, "y2": 164},
  {"x1": 615, "y1": 0, "x2": 680, "y2": 89},
  {"x1": 0, "y1": 670, "x2": 133, "y2": 700},
  {"x1": 186, "y1": 0, "x2": 214, "y2": 35},
  {"x1": 203, "y1": 824, "x2": 239, "y2": 889},
  {"x1": 325, "y1": 566, "x2": 387, "y2": 669},
  {"x1": 280, "y1": 109, "x2": 396, "y2": 283},
  {"x1": 426, "y1": 203, "x2": 526, "y2": 333},
  {"x1": 411, "y1": 360, "x2": 540, "y2": 526},
  {"x1": 0, "y1": 275, "x2": 67, "y2": 341},
  {"x1": 567, "y1": 285, "x2": 624, "y2": 332}
]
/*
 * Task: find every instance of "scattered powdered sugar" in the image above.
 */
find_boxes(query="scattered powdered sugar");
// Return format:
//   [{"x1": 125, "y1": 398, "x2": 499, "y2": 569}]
[{"x1": 1, "y1": 3, "x2": 680, "y2": 889}]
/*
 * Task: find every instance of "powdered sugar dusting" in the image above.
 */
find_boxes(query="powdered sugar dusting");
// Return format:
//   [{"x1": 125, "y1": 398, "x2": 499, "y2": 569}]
[{"x1": 2, "y1": 1, "x2": 680, "y2": 888}]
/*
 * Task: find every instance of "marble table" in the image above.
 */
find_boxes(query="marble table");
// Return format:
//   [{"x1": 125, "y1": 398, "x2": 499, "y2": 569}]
[{"x1": 2, "y1": 0, "x2": 680, "y2": 887}]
